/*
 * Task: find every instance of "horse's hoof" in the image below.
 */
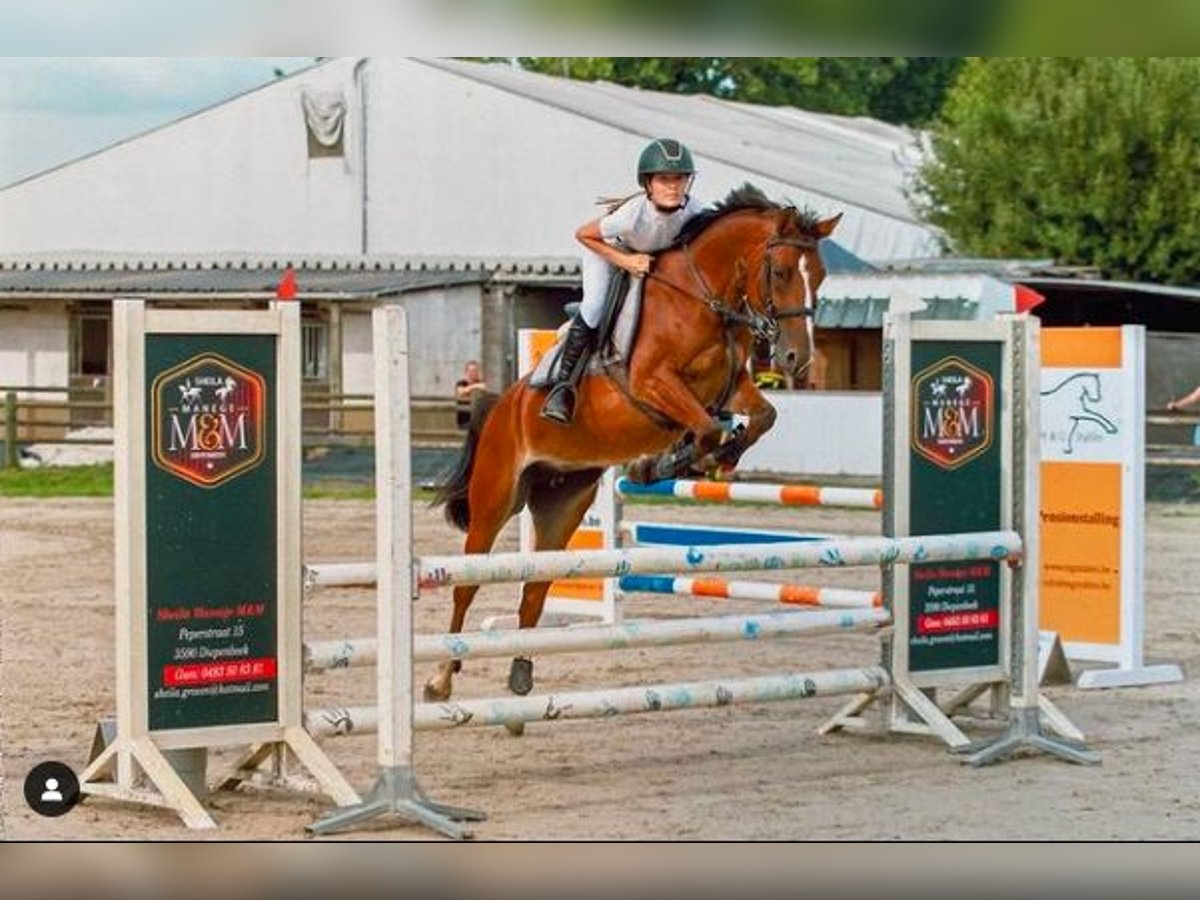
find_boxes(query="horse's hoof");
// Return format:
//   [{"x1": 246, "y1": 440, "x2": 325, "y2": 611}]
[
  {"x1": 504, "y1": 721, "x2": 526, "y2": 738},
  {"x1": 508, "y1": 657, "x2": 534, "y2": 696},
  {"x1": 625, "y1": 456, "x2": 655, "y2": 485}
]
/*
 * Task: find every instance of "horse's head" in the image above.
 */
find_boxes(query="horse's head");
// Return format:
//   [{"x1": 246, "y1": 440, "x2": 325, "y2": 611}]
[
  {"x1": 669, "y1": 185, "x2": 842, "y2": 384},
  {"x1": 754, "y1": 206, "x2": 841, "y2": 382}
]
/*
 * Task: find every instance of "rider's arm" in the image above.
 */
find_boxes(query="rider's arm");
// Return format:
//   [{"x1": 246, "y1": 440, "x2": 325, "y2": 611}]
[
  {"x1": 577, "y1": 217, "x2": 652, "y2": 277},
  {"x1": 1168, "y1": 384, "x2": 1200, "y2": 411}
]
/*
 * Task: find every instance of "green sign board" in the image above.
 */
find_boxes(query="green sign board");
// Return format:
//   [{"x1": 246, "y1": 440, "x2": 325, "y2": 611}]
[
  {"x1": 144, "y1": 334, "x2": 278, "y2": 731},
  {"x1": 907, "y1": 340, "x2": 1003, "y2": 673}
]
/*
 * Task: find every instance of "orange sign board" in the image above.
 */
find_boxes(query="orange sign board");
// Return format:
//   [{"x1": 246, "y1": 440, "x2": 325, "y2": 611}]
[
  {"x1": 1039, "y1": 461, "x2": 1122, "y2": 644},
  {"x1": 1039, "y1": 326, "x2": 1136, "y2": 662}
]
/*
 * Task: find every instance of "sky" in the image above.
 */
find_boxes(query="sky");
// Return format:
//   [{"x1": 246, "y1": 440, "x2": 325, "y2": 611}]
[{"x1": 0, "y1": 58, "x2": 316, "y2": 188}]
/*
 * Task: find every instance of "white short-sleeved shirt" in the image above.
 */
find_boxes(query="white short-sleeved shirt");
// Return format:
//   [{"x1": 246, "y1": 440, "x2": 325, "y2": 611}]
[{"x1": 598, "y1": 194, "x2": 706, "y2": 253}]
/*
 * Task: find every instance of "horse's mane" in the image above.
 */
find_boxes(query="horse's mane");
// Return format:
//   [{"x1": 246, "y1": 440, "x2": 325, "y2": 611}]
[{"x1": 673, "y1": 183, "x2": 822, "y2": 248}]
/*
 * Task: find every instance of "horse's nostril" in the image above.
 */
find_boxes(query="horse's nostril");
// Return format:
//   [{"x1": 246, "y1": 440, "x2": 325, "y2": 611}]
[{"x1": 785, "y1": 350, "x2": 798, "y2": 367}]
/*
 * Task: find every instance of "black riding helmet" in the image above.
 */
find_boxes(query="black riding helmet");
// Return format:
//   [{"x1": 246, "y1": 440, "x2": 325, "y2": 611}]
[{"x1": 636, "y1": 138, "x2": 696, "y2": 188}]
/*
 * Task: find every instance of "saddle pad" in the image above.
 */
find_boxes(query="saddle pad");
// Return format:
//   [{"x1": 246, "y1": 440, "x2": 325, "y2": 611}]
[{"x1": 528, "y1": 277, "x2": 644, "y2": 388}]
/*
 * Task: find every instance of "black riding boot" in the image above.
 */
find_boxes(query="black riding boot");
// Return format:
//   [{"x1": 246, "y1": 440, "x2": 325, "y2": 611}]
[{"x1": 540, "y1": 315, "x2": 596, "y2": 424}]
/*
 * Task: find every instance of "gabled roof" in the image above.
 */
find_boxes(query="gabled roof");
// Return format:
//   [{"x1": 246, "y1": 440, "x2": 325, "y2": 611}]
[
  {"x1": 418, "y1": 59, "x2": 925, "y2": 227},
  {"x1": 0, "y1": 255, "x2": 501, "y2": 299}
]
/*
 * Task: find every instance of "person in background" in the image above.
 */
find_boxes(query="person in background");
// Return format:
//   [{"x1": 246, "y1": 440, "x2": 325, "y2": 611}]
[
  {"x1": 455, "y1": 360, "x2": 487, "y2": 429},
  {"x1": 1166, "y1": 384, "x2": 1200, "y2": 412}
]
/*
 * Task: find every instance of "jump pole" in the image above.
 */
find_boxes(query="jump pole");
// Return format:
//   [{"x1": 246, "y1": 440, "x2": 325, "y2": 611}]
[
  {"x1": 303, "y1": 606, "x2": 891, "y2": 673},
  {"x1": 306, "y1": 667, "x2": 891, "y2": 738}
]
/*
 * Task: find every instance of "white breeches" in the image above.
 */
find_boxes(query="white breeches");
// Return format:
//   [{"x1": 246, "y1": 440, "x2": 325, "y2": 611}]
[{"x1": 579, "y1": 248, "x2": 615, "y2": 328}]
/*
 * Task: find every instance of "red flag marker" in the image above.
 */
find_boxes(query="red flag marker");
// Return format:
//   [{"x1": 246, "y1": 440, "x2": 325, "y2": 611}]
[
  {"x1": 1014, "y1": 283, "x2": 1044, "y2": 313},
  {"x1": 275, "y1": 266, "x2": 298, "y2": 300}
]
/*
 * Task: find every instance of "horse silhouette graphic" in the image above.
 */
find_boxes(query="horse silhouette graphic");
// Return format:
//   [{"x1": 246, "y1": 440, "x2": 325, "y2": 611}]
[
  {"x1": 215, "y1": 376, "x2": 237, "y2": 403},
  {"x1": 178, "y1": 380, "x2": 203, "y2": 405},
  {"x1": 1041, "y1": 372, "x2": 1117, "y2": 454}
]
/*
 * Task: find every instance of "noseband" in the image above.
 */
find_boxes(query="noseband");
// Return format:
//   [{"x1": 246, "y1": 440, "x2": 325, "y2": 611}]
[{"x1": 756, "y1": 234, "x2": 819, "y2": 345}]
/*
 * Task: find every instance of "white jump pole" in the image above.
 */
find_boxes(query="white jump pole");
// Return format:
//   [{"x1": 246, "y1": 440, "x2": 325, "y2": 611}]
[
  {"x1": 416, "y1": 531, "x2": 1022, "y2": 590},
  {"x1": 308, "y1": 305, "x2": 484, "y2": 838},
  {"x1": 305, "y1": 562, "x2": 377, "y2": 589},
  {"x1": 312, "y1": 531, "x2": 1020, "y2": 595},
  {"x1": 304, "y1": 606, "x2": 891, "y2": 672},
  {"x1": 306, "y1": 666, "x2": 892, "y2": 738}
]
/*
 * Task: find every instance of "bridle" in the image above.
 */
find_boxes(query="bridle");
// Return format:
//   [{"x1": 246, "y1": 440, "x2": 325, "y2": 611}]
[{"x1": 649, "y1": 229, "x2": 820, "y2": 348}]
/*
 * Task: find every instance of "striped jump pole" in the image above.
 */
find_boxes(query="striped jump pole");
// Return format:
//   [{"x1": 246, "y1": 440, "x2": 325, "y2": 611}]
[
  {"x1": 305, "y1": 606, "x2": 890, "y2": 672},
  {"x1": 618, "y1": 574, "x2": 881, "y2": 609},
  {"x1": 417, "y1": 530, "x2": 1022, "y2": 591},
  {"x1": 305, "y1": 666, "x2": 891, "y2": 738},
  {"x1": 617, "y1": 477, "x2": 884, "y2": 510}
]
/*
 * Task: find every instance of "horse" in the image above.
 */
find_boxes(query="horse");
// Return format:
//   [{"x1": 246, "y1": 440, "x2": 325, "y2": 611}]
[{"x1": 429, "y1": 184, "x2": 841, "y2": 703}]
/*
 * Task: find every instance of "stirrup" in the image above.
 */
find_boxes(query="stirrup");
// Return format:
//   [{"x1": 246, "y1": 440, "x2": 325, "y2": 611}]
[{"x1": 540, "y1": 384, "x2": 576, "y2": 424}]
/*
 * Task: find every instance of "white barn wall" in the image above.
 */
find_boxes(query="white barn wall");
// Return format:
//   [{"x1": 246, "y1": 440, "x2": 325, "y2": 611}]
[
  {"x1": 367, "y1": 59, "x2": 932, "y2": 262},
  {"x1": 0, "y1": 305, "x2": 69, "y2": 389},
  {"x1": 0, "y1": 59, "x2": 363, "y2": 254},
  {"x1": 340, "y1": 309, "x2": 374, "y2": 398},
  {"x1": 738, "y1": 391, "x2": 884, "y2": 479},
  {"x1": 0, "y1": 58, "x2": 934, "y2": 263},
  {"x1": 341, "y1": 285, "x2": 483, "y2": 399}
]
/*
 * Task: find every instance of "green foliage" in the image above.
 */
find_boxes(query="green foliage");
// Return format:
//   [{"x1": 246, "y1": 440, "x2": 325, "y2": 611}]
[
  {"x1": 912, "y1": 57, "x2": 1200, "y2": 284},
  {"x1": 0, "y1": 464, "x2": 389, "y2": 500},
  {"x1": 489, "y1": 57, "x2": 963, "y2": 125},
  {"x1": 0, "y1": 463, "x2": 113, "y2": 496}
]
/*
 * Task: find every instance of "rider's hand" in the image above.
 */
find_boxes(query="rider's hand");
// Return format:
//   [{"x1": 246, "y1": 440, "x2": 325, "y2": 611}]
[{"x1": 623, "y1": 253, "x2": 653, "y2": 277}]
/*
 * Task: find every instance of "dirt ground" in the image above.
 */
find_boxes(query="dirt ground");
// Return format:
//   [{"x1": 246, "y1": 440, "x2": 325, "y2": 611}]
[{"x1": 2, "y1": 496, "x2": 1199, "y2": 841}]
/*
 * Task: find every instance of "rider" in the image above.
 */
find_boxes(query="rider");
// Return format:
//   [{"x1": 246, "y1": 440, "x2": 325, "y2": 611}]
[{"x1": 541, "y1": 138, "x2": 706, "y2": 424}]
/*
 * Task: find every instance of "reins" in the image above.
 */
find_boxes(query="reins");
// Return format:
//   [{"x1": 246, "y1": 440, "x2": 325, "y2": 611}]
[{"x1": 645, "y1": 232, "x2": 819, "y2": 347}]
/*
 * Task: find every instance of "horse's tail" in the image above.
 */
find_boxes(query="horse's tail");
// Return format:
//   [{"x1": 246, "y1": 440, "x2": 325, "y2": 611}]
[{"x1": 431, "y1": 390, "x2": 500, "y2": 532}]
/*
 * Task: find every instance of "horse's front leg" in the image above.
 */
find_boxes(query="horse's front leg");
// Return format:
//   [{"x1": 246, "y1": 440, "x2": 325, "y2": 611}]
[
  {"x1": 702, "y1": 370, "x2": 777, "y2": 474},
  {"x1": 624, "y1": 367, "x2": 724, "y2": 482}
]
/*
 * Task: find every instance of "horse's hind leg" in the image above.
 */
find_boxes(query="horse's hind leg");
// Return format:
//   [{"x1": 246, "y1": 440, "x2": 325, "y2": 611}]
[
  {"x1": 423, "y1": 459, "x2": 526, "y2": 703},
  {"x1": 508, "y1": 467, "x2": 604, "y2": 698}
]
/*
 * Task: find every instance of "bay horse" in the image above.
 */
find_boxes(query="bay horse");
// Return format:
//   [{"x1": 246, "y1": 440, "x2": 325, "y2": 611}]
[{"x1": 430, "y1": 184, "x2": 840, "y2": 702}]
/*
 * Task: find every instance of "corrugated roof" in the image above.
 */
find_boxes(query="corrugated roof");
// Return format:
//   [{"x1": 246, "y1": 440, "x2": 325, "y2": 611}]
[
  {"x1": 0, "y1": 257, "x2": 497, "y2": 298},
  {"x1": 0, "y1": 239, "x2": 873, "y2": 298},
  {"x1": 820, "y1": 241, "x2": 876, "y2": 274},
  {"x1": 815, "y1": 296, "x2": 978, "y2": 329}
]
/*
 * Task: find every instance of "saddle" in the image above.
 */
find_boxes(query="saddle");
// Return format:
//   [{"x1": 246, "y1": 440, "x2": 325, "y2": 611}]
[{"x1": 527, "y1": 271, "x2": 644, "y2": 389}]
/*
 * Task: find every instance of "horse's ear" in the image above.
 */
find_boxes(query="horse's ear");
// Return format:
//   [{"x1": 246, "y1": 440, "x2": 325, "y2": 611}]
[{"x1": 814, "y1": 212, "x2": 843, "y2": 238}]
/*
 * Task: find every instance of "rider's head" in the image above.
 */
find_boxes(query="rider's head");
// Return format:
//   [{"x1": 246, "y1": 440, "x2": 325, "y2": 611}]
[{"x1": 637, "y1": 139, "x2": 695, "y2": 212}]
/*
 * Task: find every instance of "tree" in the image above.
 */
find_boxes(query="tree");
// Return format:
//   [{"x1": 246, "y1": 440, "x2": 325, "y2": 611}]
[
  {"x1": 912, "y1": 58, "x2": 1200, "y2": 285},
  {"x1": 489, "y1": 58, "x2": 962, "y2": 126}
]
